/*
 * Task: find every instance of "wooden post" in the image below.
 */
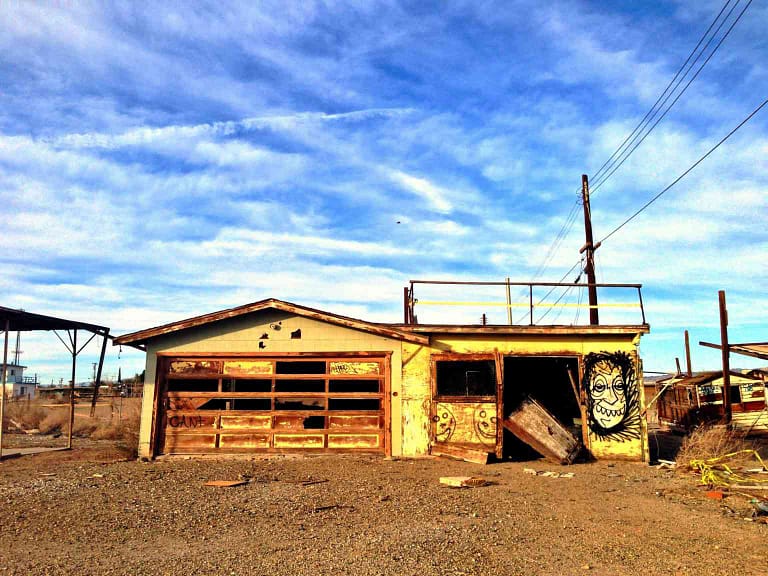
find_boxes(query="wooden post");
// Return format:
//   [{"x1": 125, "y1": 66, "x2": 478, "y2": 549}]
[
  {"x1": 505, "y1": 277, "x2": 512, "y2": 325},
  {"x1": 685, "y1": 330, "x2": 693, "y2": 377},
  {"x1": 403, "y1": 287, "x2": 410, "y2": 324},
  {"x1": 0, "y1": 320, "x2": 9, "y2": 458},
  {"x1": 675, "y1": 358, "x2": 682, "y2": 377},
  {"x1": 89, "y1": 330, "x2": 109, "y2": 418},
  {"x1": 68, "y1": 329, "x2": 77, "y2": 450},
  {"x1": 718, "y1": 291, "x2": 732, "y2": 425},
  {"x1": 581, "y1": 175, "x2": 599, "y2": 325}
]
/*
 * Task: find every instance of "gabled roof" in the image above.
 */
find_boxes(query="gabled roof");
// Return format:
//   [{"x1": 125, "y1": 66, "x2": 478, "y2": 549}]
[{"x1": 113, "y1": 298, "x2": 430, "y2": 347}]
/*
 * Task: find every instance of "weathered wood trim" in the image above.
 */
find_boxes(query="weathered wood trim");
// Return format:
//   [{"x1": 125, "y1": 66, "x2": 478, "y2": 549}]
[
  {"x1": 114, "y1": 299, "x2": 430, "y2": 346},
  {"x1": 397, "y1": 325, "x2": 649, "y2": 335},
  {"x1": 157, "y1": 351, "x2": 394, "y2": 358}
]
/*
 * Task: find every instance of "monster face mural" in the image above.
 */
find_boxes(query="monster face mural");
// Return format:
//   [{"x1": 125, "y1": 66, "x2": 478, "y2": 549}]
[{"x1": 583, "y1": 351, "x2": 640, "y2": 441}]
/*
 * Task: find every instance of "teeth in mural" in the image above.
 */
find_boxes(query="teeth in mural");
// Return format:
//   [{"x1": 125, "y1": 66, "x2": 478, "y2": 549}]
[{"x1": 597, "y1": 406, "x2": 622, "y2": 418}]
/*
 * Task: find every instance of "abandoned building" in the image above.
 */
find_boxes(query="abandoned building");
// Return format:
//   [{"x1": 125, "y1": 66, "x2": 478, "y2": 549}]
[
  {"x1": 656, "y1": 370, "x2": 767, "y2": 434},
  {"x1": 114, "y1": 282, "x2": 651, "y2": 462}
]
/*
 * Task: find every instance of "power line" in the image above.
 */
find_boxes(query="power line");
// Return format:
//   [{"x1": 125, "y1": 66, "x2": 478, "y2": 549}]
[
  {"x1": 591, "y1": 0, "x2": 752, "y2": 195},
  {"x1": 533, "y1": 258, "x2": 584, "y2": 324},
  {"x1": 525, "y1": 0, "x2": 750, "y2": 303},
  {"x1": 589, "y1": 0, "x2": 737, "y2": 187},
  {"x1": 599, "y1": 96, "x2": 768, "y2": 245},
  {"x1": 526, "y1": 0, "x2": 747, "y2": 291}
]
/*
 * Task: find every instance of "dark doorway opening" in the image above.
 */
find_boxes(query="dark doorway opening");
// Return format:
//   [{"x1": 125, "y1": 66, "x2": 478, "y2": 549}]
[{"x1": 502, "y1": 356, "x2": 581, "y2": 460}]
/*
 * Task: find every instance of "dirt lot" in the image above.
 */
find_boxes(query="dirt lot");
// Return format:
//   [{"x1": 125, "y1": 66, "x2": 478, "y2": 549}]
[{"x1": 0, "y1": 438, "x2": 766, "y2": 576}]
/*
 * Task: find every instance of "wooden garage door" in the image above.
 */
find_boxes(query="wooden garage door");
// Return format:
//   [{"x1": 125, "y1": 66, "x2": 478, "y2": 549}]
[{"x1": 156, "y1": 355, "x2": 388, "y2": 455}]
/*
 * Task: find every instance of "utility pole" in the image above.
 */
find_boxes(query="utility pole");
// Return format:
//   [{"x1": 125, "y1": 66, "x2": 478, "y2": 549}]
[
  {"x1": 718, "y1": 290, "x2": 732, "y2": 425},
  {"x1": 580, "y1": 175, "x2": 600, "y2": 325}
]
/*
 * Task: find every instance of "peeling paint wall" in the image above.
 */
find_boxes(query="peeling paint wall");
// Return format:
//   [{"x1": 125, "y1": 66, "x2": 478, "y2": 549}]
[
  {"x1": 398, "y1": 332, "x2": 646, "y2": 461},
  {"x1": 137, "y1": 314, "x2": 647, "y2": 461},
  {"x1": 399, "y1": 343, "x2": 431, "y2": 456},
  {"x1": 138, "y1": 311, "x2": 404, "y2": 459}
]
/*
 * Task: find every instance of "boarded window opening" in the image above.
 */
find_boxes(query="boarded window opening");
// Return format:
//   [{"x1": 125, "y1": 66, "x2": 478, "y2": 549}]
[{"x1": 436, "y1": 360, "x2": 496, "y2": 397}]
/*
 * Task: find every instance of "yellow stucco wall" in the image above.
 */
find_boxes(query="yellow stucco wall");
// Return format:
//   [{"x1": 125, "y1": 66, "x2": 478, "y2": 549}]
[
  {"x1": 138, "y1": 310, "x2": 404, "y2": 458},
  {"x1": 137, "y1": 311, "x2": 646, "y2": 461},
  {"x1": 398, "y1": 332, "x2": 647, "y2": 461}
]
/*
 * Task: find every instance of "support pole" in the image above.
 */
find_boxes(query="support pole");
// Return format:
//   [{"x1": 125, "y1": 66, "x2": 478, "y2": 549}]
[
  {"x1": 684, "y1": 330, "x2": 693, "y2": 377},
  {"x1": 68, "y1": 329, "x2": 77, "y2": 450},
  {"x1": 403, "y1": 287, "x2": 410, "y2": 324},
  {"x1": 581, "y1": 175, "x2": 599, "y2": 325},
  {"x1": 718, "y1": 291, "x2": 732, "y2": 425},
  {"x1": 0, "y1": 320, "x2": 9, "y2": 458},
  {"x1": 505, "y1": 277, "x2": 512, "y2": 325},
  {"x1": 89, "y1": 330, "x2": 109, "y2": 418}
]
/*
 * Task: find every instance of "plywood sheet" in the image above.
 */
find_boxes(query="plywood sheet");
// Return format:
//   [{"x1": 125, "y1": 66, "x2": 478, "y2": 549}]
[
  {"x1": 222, "y1": 360, "x2": 273, "y2": 376},
  {"x1": 273, "y1": 434, "x2": 325, "y2": 449},
  {"x1": 220, "y1": 415, "x2": 271, "y2": 429},
  {"x1": 330, "y1": 361, "x2": 380, "y2": 375},
  {"x1": 328, "y1": 415, "x2": 380, "y2": 429},
  {"x1": 169, "y1": 360, "x2": 221, "y2": 376},
  {"x1": 327, "y1": 434, "x2": 380, "y2": 449},
  {"x1": 219, "y1": 434, "x2": 270, "y2": 449}
]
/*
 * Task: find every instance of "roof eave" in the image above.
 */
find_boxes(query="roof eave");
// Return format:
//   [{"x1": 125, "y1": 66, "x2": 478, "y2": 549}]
[{"x1": 113, "y1": 299, "x2": 429, "y2": 347}]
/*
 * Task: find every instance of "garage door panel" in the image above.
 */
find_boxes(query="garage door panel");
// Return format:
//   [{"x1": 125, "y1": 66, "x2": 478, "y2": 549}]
[{"x1": 158, "y1": 355, "x2": 387, "y2": 455}]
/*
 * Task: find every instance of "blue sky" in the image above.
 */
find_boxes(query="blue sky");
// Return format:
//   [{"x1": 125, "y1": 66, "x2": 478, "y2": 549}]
[{"x1": 1, "y1": 1, "x2": 766, "y2": 384}]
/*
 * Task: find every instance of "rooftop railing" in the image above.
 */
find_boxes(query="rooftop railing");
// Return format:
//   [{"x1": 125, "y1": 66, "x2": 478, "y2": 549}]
[{"x1": 403, "y1": 279, "x2": 646, "y2": 326}]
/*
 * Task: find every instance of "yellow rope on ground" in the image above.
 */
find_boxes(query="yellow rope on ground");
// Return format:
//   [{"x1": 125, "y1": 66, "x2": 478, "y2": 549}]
[{"x1": 690, "y1": 450, "x2": 768, "y2": 487}]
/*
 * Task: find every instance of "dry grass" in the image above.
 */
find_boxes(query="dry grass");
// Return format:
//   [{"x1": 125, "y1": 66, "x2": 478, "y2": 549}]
[
  {"x1": 4, "y1": 398, "x2": 48, "y2": 430},
  {"x1": 676, "y1": 424, "x2": 760, "y2": 470},
  {"x1": 3, "y1": 398, "x2": 141, "y2": 458}
]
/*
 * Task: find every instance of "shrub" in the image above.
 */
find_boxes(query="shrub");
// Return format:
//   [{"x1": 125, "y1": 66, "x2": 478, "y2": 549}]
[{"x1": 676, "y1": 424, "x2": 757, "y2": 471}]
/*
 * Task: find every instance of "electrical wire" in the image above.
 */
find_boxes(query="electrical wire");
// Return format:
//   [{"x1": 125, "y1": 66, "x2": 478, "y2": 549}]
[
  {"x1": 534, "y1": 258, "x2": 584, "y2": 324},
  {"x1": 589, "y1": 0, "x2": 737, "y2": 187},
  {"x1": 591, "y1": 0, "x2": 753, "y2": 195},
  {"x1": 523, "y1": 0, "x2": 746, "y2": 295},
  {"x1": 598, "y1": 96, "x2": 768, "y2": 245}
]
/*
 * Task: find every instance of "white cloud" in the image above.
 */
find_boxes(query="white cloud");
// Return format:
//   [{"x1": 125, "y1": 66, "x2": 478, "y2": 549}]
[{"x1": 387, "y1": 170, "x2": 454, "y2": 213}]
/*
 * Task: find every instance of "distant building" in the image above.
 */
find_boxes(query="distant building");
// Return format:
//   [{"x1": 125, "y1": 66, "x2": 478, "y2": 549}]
[
  {"x1": 1, "y1": 363, "x2": 39, "y2": 399},
  {"x1": 656, "y1": 370, "x2": 767, "y2": 434}
]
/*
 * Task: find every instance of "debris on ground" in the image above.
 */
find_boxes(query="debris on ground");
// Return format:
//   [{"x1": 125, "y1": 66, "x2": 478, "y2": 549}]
[
  {"x1": 203, "y1": 479, "x2": 249, "y2": 487},
  {"x1": 689, "y1": 450, "x2": 768, "y2": 489},
  {"x1": 523, "y1": 468, "x2": 574, "y2": 479},
  {"x1": 439, "y1": 476, "x2": 488, "y2": 488}
]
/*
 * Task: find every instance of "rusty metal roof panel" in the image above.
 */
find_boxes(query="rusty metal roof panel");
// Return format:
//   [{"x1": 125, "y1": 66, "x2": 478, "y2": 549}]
[{"x1": 0, "y1": 306, "x2": 108, "y2": 333}]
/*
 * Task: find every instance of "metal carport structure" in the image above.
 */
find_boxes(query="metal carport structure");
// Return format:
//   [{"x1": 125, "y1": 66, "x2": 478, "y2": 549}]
[{"x1": 0, "y1": 306, "x2": 110, "y2": 458}]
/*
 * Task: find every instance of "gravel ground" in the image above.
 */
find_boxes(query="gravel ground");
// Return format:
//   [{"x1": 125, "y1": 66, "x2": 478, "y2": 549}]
[{"x1": 0, "y1": 441, "x2": 766, "y2": 576}]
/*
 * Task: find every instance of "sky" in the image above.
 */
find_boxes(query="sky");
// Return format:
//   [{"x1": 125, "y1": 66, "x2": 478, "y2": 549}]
[{"x1": 1, "y1": 0, "x2": 766, "y2": 385}]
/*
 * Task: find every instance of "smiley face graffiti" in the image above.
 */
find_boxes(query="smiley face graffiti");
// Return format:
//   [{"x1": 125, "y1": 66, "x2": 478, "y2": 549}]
[{"x1": 583, "y1": 351, "x2": 640, "y2": 441}]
